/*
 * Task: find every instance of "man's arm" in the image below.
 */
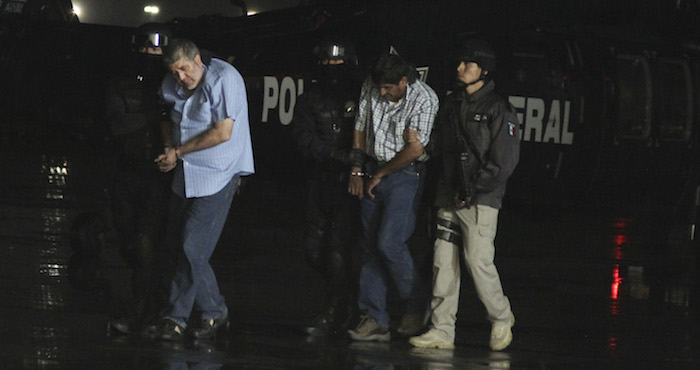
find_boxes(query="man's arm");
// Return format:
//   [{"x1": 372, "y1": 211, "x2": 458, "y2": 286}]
[
  {"x1": 155, "y1": 118, "x2": 234, "y2": 172},
  {"x1": 372, "y1": 141, "x2": 424, "y2": 180},
  {"x1": 348, "y1": 129, "x2": 367, "y2": 198},
  {"x1": 364, "y1": 139, "x2": 423, "y2": 199}
]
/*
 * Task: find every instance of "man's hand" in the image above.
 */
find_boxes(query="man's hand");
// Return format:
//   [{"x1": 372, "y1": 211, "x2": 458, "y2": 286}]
[
  {"x1": 348, "y1": 167, "x2": 365, "y2": 199},
  {"x1": 155, "y1": 147, "x2": 178, "y2": 172},
  {"x1": 365, "y1": 176, "x2": 381, "y2": 199}
]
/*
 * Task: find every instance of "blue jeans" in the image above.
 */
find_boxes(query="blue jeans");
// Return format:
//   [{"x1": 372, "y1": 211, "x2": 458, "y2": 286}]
[
  {"x1": 164, "y1": 176, "x2": 238, "y2": 328},
  {"x1": 357, "y1": 163, "x2": 426, "y2": 328}
]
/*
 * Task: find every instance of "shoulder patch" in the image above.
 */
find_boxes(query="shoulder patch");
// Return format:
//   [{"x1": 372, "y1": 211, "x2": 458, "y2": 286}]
[{"x1": 508, "y1": 121, "x2": 517, "y2": 137}]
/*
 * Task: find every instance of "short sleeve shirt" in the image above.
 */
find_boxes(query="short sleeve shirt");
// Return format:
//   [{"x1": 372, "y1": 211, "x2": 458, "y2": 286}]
[{"x1": 161, "y1": 58, "x2": 255, "y2": 198}]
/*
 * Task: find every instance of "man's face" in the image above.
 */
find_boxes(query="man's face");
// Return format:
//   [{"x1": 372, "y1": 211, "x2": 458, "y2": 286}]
[
  {"x1": 139, "y1": 46, "x2": 163, "y2": 55},
  {"x1": 377, "y1": 77, "x2": 407, "y2": 102},
  {"x1": 320, "y1": 58, "x2": 345, "y2": 65},
  {"x1": 456, "y1": 61, "x2": 483, "y2": 85},
  {"x1": 168, "y1": 54, "x2": 204, "y2": 91}
]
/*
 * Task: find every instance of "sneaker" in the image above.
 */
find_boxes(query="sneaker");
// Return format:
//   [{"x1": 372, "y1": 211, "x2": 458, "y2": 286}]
[
  {"x1": 348, "y1": 315, "x2": 390, "y2": 342},
  {"x1": 489, "y1": 313, "x2": 515, "y2": 351},
  {"x1": 157, "y1": 319, "x2": 185, "y2": 341},
  {"x1": 397, "y1": 313, "x2": 425, "y2": 337},
  {"x1": 409, "y1": 329, "x2": 455, "y2": 349},
  {"x1": 191, "y1": 313, "x2": 229, "y2": 340}
]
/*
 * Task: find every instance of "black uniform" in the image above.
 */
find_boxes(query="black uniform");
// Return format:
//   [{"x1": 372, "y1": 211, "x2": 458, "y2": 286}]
[
  {"x1": 292, "y1": 66, "x2": 362, "y2": 334},
  {"x1": 104, "y1": 52, "x2": 172, "y2": 332},
  {"x1": 427, "y1": 80, "x2": 520, "y2": 210}
]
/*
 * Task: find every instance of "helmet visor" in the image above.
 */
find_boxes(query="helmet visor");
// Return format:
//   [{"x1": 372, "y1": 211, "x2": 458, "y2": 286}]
[
  {"x1": 133, "y1": 32, "x2": 169, "y2": 48},
  {"x1": 315, "y1": 43, "x2": 346, "y2": 60}
]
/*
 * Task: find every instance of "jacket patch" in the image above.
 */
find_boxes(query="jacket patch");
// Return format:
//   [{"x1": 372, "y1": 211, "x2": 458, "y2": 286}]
[{"x1": 508, "y1": 121, "x2": 517, "y2": 136}]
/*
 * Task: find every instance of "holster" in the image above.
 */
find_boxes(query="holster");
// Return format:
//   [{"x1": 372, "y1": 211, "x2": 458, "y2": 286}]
[{"x1": 456, "y1": 150, "x2": 478, "y2": 204}]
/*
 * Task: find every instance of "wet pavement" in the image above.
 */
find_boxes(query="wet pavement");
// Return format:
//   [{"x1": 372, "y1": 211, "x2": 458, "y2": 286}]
[{"x1": 1, "y1": 120, "x2": 699, "y2": 369}]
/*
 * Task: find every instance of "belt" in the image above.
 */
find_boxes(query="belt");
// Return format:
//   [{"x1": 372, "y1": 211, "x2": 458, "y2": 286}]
[{"x1": 376, "y1": 160, "x2": 423, "y2": 167}]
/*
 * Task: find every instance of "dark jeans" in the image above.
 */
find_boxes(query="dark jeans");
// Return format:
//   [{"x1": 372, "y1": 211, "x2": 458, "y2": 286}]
[
  {"x1": 164, "y1": 176, "x2": 238, "y2": 328},
  {"x1": 357, "y1": 162, "x2": 427, "y2": 328}
]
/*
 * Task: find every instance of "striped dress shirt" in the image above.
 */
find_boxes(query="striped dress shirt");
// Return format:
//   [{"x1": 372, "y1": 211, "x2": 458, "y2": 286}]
[{"x1": 162, "y1": 58, "x2": 255, "y2": 198}]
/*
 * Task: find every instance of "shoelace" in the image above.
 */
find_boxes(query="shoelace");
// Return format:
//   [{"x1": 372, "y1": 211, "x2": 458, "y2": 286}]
[{"x1": 356, "y1": 315, "x2": 371, "y2": 330}]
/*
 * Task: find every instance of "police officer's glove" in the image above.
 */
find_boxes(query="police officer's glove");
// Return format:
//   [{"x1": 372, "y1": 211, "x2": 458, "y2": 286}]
[
  {"x1": 349, "y1": 148, "x2": 366, "y2": 168},
  {"x1": 331, "y1": 149, "x2": 351, "y2": 165},
  {"x1": 453, "y1": 192, "x2": 471, "y2": 209}
]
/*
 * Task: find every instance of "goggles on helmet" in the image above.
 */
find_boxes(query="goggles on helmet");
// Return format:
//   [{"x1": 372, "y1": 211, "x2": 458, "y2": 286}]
[{"x1": 133, "y1": 32, "x2": 169, "y2": 48}]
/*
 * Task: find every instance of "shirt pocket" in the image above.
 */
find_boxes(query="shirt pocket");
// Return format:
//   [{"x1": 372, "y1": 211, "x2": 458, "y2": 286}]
[{"x1": 183, "y1": 94, "x2": 213, "y2": 126}]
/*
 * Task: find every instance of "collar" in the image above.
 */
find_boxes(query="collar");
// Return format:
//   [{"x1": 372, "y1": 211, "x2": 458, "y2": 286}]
[{"x1": 456, "y1": 79, "x2": 495, "y2": 102}]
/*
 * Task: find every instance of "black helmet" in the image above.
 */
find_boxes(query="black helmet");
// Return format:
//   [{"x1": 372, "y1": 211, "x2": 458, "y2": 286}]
[
  {"x1": 456, "y1": 39, "x2": 496, "y2": 72},
  {"x1": 132, "y1": 22, "x2": 171, "y2": 50},
  {"x1": 313, "y1": 39, "x2": 358, "y2": 65}
]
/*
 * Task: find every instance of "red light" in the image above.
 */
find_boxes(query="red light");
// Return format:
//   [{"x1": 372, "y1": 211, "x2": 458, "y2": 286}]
[
  {"x1": 610, "y1": 264, "x2": 621, "y2": 301},
  {"x1": 613, "y1": 234, "x2": 626, "y2": 246}
]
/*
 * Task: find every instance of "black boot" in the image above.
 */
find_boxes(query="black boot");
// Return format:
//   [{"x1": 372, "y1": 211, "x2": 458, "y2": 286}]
[{"x1": 304, "y1": 300, "x2": 340, "y2": 336}]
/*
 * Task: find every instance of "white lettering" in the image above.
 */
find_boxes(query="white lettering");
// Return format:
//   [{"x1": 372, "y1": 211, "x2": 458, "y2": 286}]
[
  {"x1": 542, "y1": 99, "x2": 561, "y2": 143},
  {"x1": 279, "y1": 77, "x2": 296, "y2": 125},
  {"x1": 561, "y1": 100, "x2": 573, "y2": 145},
  {"x1": 261, "y1": 76, "x2": 305, "y2": 125},
  {"x1": 508, "y1": 95, "x2": 573, "y2": 145},
  {"x1": 525, "y1": 98, "x2": 545, "y2": 143},
  {"x1": 262, "y1": 76, "x2": 279, "y2": 123}
]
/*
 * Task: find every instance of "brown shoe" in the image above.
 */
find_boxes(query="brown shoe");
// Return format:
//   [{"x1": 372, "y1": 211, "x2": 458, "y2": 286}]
[
  {"x1": 397, "y1": 313, "x2": 425, "y2": 337},
  {"x1": 348, "y1": 315, "x2": 390, "y2": 342}
]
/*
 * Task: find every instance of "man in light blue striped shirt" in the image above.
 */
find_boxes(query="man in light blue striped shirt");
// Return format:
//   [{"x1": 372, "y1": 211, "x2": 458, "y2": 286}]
[
  {"x1": 154, "y1": 39, "x2": 254, "y2": 341},
  {"x1": 347, "y1": 53, "x2": 438, "y2": 342}
]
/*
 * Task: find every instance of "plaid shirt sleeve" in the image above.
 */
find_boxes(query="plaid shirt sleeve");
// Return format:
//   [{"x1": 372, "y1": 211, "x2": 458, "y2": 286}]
[
  {"x1": 406, "y1": 81, "x2": 439, "y2": 148},
  {"x1": 354, "y1": 78, "x2": 374, "y2": 133}
]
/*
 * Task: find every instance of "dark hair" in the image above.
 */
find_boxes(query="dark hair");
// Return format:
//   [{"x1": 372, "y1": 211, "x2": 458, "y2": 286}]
[
  {"x1": 163, "y1": 39, "x2": 200, "y2": 65},
  {"x1": 370, "y1": 53, "x2": 417, "y2": 85}
]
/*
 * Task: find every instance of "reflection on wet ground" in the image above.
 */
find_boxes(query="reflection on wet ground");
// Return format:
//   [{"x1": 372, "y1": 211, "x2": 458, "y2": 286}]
[{"x1": 1, "y1": 125, "x2": 699, "y2": 369}]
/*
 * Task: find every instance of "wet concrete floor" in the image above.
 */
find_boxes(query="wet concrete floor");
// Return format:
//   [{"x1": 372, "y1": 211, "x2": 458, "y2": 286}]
[{"x1": 1, "y1": 121, "x2": 699, "y2": 369}]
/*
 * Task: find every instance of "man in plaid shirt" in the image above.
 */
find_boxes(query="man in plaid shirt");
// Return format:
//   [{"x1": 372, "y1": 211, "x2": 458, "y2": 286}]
[{"x1": 347, "y1": 53, "x2": 438, "y2": 342}]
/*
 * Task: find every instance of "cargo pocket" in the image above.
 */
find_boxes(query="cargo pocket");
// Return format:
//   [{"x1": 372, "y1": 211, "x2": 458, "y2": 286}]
[{"x1": 476, "y1": 205, "x2": 498, "y2": 240}]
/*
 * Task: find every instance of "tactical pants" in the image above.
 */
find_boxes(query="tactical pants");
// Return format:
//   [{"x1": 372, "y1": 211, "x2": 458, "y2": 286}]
[
  {"x1": 303, "y1": 179, "x2": 359, "y2": 301},
  {"x1": 429, "y1": 205, "x2": 512, "y2": 342}
]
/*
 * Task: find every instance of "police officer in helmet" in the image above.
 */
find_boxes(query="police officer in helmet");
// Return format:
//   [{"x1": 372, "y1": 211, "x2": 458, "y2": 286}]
[
  {"x1": 104, "y1": 22, "x2": 173, "y2": 335},
  {"x1": 409, "y1": 38, "x2": 520, "y2": 351},
  {"x1": 292, "y1": 38, "x2": 362, "y2": 336}
]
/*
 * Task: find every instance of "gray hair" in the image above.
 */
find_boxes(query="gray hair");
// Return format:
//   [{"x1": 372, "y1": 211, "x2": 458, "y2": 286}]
[{"x1": 163, "y1": 38, "x2": 200, "y2": 65}]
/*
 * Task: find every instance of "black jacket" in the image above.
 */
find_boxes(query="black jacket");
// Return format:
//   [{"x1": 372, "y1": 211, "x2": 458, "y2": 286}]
[
  {"x1": 427, "y1": 80, "x2": 520, "y2": 209},
  {"x1": 292, "y1": 75, "x2": 361, "y2": 175}
]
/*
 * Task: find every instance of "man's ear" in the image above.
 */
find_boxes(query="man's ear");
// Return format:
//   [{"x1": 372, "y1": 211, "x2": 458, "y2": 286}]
[{"x1": 195, "y1": 53, "x2": 202, "y2": 66}]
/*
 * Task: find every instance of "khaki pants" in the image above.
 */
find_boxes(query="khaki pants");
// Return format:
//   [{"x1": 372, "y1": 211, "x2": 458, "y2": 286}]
[{"x1": 429, "y1": 205, "x2": 512, "y2": 342}]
